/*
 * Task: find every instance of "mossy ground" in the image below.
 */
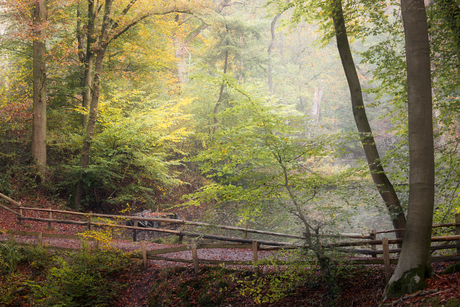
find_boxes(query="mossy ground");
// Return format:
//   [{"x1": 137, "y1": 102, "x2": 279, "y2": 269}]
[{"x1": 385, "y1": 265, "x2": 428, "y2": 299}]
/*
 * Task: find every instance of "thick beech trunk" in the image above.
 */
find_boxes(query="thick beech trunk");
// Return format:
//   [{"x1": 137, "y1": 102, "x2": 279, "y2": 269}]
[
  {"x1": 331, "y1": 0, "x2": 406, "y2": 238},
  {"x1": 32, "y1": 0, "x2": 47, "y2": 182},
  {"x1": 385, "y1": 0, "x2": 435, "y2": 298}
]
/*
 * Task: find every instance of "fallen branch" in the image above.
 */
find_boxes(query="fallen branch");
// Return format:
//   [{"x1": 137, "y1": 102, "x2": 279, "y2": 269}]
[{"x1": 382, "y1": 289, "x2": 439, "y2": 306}]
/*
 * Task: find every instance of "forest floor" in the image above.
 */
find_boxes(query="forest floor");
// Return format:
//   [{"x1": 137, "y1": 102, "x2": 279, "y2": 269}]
[{"x1": 1, "y1": 196, "x2": 460, "y2": 306}]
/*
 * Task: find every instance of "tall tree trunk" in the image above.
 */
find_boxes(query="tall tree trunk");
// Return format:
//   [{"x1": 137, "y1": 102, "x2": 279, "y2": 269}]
[
  {"x1": 74, "y1": 0, "x2": 112, "y2": 210},
  {"x1": 331, "y1": 0, "x2": 406, "y2": 238},
  {"x1": 81, "y1": 0, "x2": 97, "y2": 128},
  {"x1": 213, "y1": 49, "x2": 229, "y2": 135},
  {"x1": 268, "y1": 13, "x2": 281, "y2": 96},
  {"x1": 385, "y1": 0, "x2": 435, "y2": 298},
  {"x1": 32, "y1": 0, "x2": 47, "y2": 182},
  {"x1": 174, "y1": 14, "x2": 189, "y2": 84}
]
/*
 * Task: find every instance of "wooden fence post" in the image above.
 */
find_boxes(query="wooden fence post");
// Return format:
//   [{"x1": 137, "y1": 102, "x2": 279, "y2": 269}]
[
  {"x1": 370, "y1": 230, "x2": 376, "y2": 258},
  {"x1": 382, "y1": 238, "x2": 390, "y2": 283},
  {"x1": 192, "y1": 245, "x2": 199, "y2": 274},
  {"x1": 455, "y1": 213, "x2": 460, "y2": 255},
  {"x1": 178, "y1": 234, "x2": 184, "y2": 244},
  {"x1": 133, "y1": 220, "x2": 138, "y2": 242},
  {"x1": 141, "y1": 241, "x2": 147, "y2": 270},
  {"x1": 48, "y1": 209, "x2": 52, "y2": 229},
  {"x1": 18, "y1": 202, "x2": 23, "y2": 225},
  {"x1": 38, "y1": 232, "x2": 43, "y2": 246},
  {"x1": 253, "y1": 241, "x2": 259, "y2": 277},
  {"x1": 87, "y1": 213, "x2": 92, "y2": 230}
]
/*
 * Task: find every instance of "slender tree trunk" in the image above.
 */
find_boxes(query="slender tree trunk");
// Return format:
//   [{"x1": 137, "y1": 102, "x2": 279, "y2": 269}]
[
  {"x1": 311, "y1": 80, "x2": 323, "y2": 125},
  {"x1": 82, "y1": 0, "x2": 97, "y2": 128},
  {"x1": 32, "y1": 0, "x2": 47, "y2": 182},
  {"x1": 385, "y1": 0, "x2": 435, "y2": 298},
  {"x1": 174, "y1": 14, "x2": 189, "y2": 84},
  {"x1": 174, "y1": 0, "x2": 231, "y2": 85},
  {"x1": 331, "y1": 0, "x2": 406, "y2": 238},
  {"x1": 74, "y1": 0, "x2": 112, "y2": 210},
  {"x1": 268, "y1": 13, "x2": 281, "y2": 96},
  {"x1": 213, "y1": 50, "x2": 229, "y2": 135}
]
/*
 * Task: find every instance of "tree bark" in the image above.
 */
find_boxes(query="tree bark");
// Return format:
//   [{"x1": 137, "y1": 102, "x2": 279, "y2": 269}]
[
  {"x1": 74, "y1": 0, "x2": 113, "y2": 210},
  {"x1": 268, "y1": 13, "x2": 282, "y2": 96},
  {"x1": 385, "y1": 0, "x2": 435, "y2": 298},
  {"x1": 213, "y1": 49, "x2": 229, "y2": 135},
  {"x1": 81, "y1": 0, "x2": 97, "y2": 128},
  {"x1": 32, "y1": 0, "x2": 47, "y2": 182},
  {"x1": 331, "y1": 0, "x2": 406, "y2": 238}
]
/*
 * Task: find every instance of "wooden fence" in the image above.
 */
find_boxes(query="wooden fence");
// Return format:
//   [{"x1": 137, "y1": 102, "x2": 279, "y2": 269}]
[
  {"x1": 0, "y1": 192, "x2": 373, "y2": 247},
  {"x1": 1, "y1": 192, "x2": 460, "y2": 281},
  {"x1": 1, "y1": 228, "x2": 460, "y2": 282}
]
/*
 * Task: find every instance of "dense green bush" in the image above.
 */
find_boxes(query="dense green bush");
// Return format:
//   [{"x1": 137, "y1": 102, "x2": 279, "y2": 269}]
[{"x1": 30, "y1": 246, "x2": 131, "y2": 307}]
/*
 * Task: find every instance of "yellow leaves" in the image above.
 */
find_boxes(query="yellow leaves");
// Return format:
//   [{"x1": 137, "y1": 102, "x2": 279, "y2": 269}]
[
  {"x1": 119, "y1": 203, "x2": 132, "y2": 215},
  {"x1": 79, "y1": 217, "x2": 125, "y2": 250},
  {"x1": 71, "y1": 105, "x2": 89, "y2": 116}
]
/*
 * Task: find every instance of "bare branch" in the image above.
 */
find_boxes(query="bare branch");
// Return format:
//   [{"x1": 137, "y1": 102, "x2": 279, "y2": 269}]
[{"x1": 121, "y1": 0, "x2": 137, "y2": 17}]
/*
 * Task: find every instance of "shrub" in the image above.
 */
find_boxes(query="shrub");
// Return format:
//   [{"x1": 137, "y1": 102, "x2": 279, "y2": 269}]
[
  {"x1": 0, "y1": 273, "x2": 30, "y2": 306},
  {"x1": 31, "y1": 246, "x2": 131, "y2": 307},
  {"x1": 20, "y1": 245, "x2": 52, "y2": 276},
  {"x1": 0, "y1": 241, "x2": 22, "y2": 275}
]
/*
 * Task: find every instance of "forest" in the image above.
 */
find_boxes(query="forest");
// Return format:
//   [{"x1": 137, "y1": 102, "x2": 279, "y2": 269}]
[{"x1": 1, "y1": 0, "x2": 460, "y2": 306}]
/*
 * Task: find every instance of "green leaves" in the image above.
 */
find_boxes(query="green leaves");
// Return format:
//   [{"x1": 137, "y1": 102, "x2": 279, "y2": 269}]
[
  {"x1": 0, "y1": 241, "x2": 22, "y2": 276},
  {"x1": 50, "y1": 89, "x2": 193, "y2": 209},
  {"x1": 30, "y1": 247, "x2": 130, "y2": 307},
  {"x1": 185, "y1": 78, "x2": 357, "y2": 234}
]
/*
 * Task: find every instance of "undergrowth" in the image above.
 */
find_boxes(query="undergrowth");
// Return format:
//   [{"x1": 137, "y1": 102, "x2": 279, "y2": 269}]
[
  {"x1": 0, "y1": 242, "x2": 135, "y2": 307},
  {"x1": 147, "y1": 263, "x2": 391, "y2": 307}
]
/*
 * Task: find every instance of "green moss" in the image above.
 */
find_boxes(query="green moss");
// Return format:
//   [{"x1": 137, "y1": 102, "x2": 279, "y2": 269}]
[
  {"x1": 385, "y1": 265, "x2": 427, "y2": 298},
  {"x1": 443, "y1": 262, "x2": 460, "y2": 274},
  {"x1": 419, "y1": 297, "x2": 460, "y2": 307},
  {"x1": 420, "y1": 297, "x2": 440, "y2": 306},
  {"x1": 446, "y1": 298, "x2": 460, "y2": 307}
]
